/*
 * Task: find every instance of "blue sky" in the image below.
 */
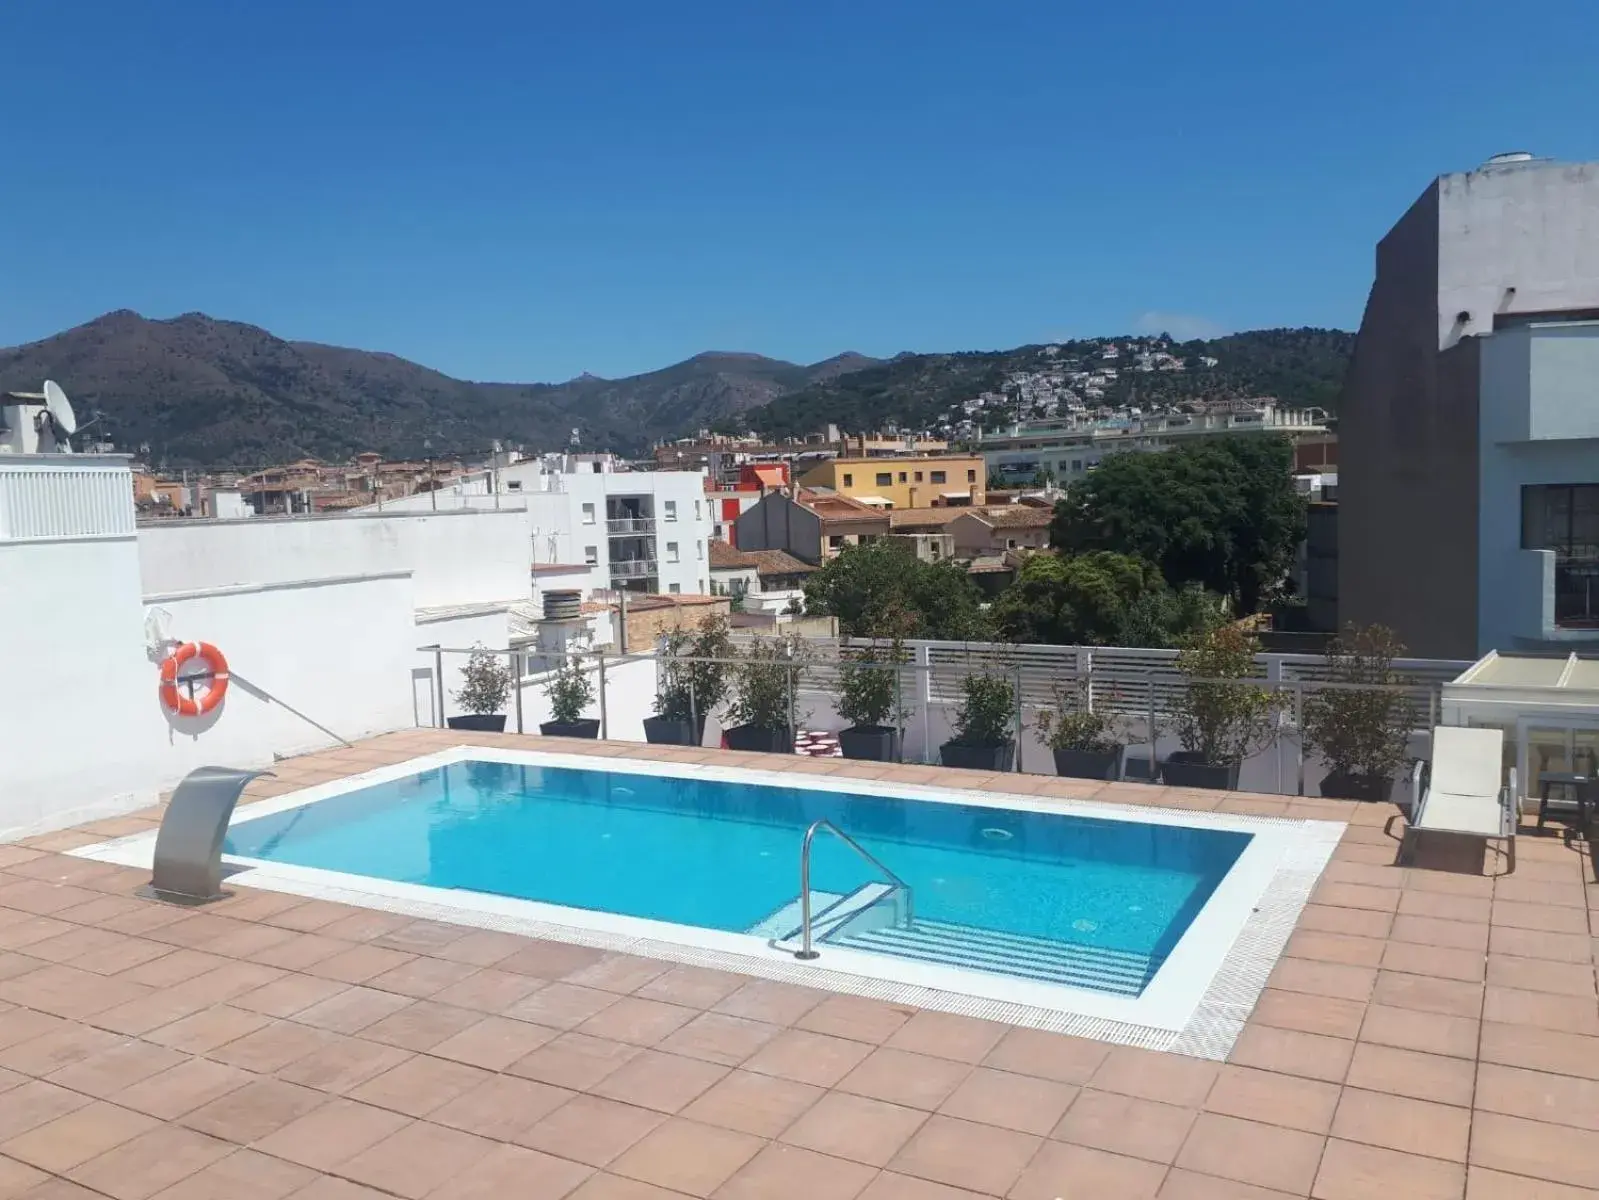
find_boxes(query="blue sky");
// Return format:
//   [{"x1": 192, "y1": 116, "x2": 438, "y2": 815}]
[{"x1": 3, "y1": 0, "x2": 1596, "y2": 382}]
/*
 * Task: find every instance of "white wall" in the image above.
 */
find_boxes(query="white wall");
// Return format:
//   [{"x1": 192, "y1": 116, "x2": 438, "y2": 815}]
[
  {"x1": 414, "y1": 609, "x2": 513, "y2": 726},
  {"x1": 138, "y1": 508, "x2": 534, "y2": 608}
]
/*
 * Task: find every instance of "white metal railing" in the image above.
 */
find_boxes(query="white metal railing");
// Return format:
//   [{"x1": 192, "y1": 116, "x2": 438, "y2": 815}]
[
  {"x1": 607, "y1": 517, "x2": 655, "y2": 535},
  {"x1": 0, "y1": 457, "x2": 136, "y2": 541},
  {"x1": 610, "y1": 559, "x2": 658, "y2": 580}
]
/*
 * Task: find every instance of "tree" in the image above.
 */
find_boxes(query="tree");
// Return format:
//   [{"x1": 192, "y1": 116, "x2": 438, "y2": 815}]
[
  {"x1": 991, "y1": 551, "x2": 1222, "y2": 647},
  {"x1": 1049, "y1": 435, "x2": 1305, "y2": 613},
  {"x1": 803, "y1": 541, "x2": 991, "y2": 640}
]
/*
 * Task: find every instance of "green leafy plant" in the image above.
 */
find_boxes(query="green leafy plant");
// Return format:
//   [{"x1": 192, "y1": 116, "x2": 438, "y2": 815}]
[
  {"x1": 1034, "y1": 678, "x2": 1124, "y2": 753},
  {"x1": 454, "y1": 644, "x2": 512, "y2": 716},
  {"x1": 835, "y1": 639, "x2": 909, "y2": 730},
  {"x1": 951, "y1": 669, "x2": 1016, "y2": 747},
  {"x1": 544, "y1": 656, "x2": 594, "y2": 724},
  {"x1": 727, "y1": 632, "x2": 812, "y2": 732},
  {"x1": 1171, "y1": 625, "x2": 1278, "y2": 764},
  {"x1": 655, "y1": 615, "x2": 734, "y2": 722},
  {"x1": 1301, "y1": 623, "x2": 1417, "y2": 786}
]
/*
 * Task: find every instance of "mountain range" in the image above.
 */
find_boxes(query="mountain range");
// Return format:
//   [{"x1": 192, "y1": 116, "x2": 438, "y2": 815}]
[{"x1": 0, "y1": 310, "x2": 1352, "y2": 468}]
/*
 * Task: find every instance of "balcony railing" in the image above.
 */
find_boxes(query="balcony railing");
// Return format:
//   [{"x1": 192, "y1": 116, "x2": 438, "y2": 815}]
[
  {"x1": 610, "y1": 559, "x2": 658, "y2": 581},
  {"x1": 607, "y1": 517, "x2": 655, "y2": 535},
  {"x1": 1556, "y1": 558, "x2": 1599, "y2": 628}
]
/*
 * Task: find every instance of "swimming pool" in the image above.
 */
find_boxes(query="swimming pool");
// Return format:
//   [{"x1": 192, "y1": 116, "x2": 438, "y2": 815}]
[{"x1": 76, "y1": 747, "x2": 1343, "y2": 1055}]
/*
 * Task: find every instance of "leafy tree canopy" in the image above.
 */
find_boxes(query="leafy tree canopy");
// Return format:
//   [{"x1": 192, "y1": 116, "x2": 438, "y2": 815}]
[
  {"x1": 1049, "y1": 435, "x2": 1306, "y2": 613},
  {"x1": 991, "y1": 551, "x2": 1222, "y2": 647},
  {"x1": 803, "y1": 541, "x2": 992, "y2": 640}
]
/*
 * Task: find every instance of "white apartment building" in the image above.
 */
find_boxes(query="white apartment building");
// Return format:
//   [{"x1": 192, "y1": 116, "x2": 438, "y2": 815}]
[
  {"x1": 977, "y1": 403, "x2": 1328, "y2": 483},
  {"x1": 1341, "y1": 153, "x2": 1599, "y2": 657}
]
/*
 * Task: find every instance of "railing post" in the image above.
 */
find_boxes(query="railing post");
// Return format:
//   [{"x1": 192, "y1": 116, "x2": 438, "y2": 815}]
[
  {"x1": 917, "y1": 643, "x2": 933, "y2": 765},
  {"x1": 1014, "y1": 664, "x2": 1024, "y2": 772},
  {"x1": 1295, "y1": 680, "x2": 1305, "y2": 797},
  {"x1": 1147, "y1": 668, "x2": 1158, "y2": 781},
  {"x1": 433, "y1": 646, "x2": 446, "y2": 727},
  {"x1": 513, "y1": 649, "x2": 524, "y2": 735},
  {"x1": 689, "y1": 671, "x2": 698, "y2": 746},
  {"x1": 598, "y1": 651, "x2": 609, "y2": 740},
  {"x1": 893, "y1": 658, "x2": 905, "y2": 763},
  {"x1": 787, "y1": 657, "x2": 797, "y2": 743}
]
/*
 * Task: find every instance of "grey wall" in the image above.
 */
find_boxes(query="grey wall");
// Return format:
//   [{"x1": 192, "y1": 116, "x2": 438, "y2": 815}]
[{"x1": 733, "y1": 494, "x2": 822, "y2": 563}]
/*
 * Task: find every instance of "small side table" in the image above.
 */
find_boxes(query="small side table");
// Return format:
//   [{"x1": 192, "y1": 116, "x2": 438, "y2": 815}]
[{"x1": 1537, "y1": 772, "x2": 1593, "y2": 829}]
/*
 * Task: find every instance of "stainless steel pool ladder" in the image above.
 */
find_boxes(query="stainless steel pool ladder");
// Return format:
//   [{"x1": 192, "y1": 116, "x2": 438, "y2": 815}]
[{"x1": 794, "y1": 819, "x2": 912, "y2": 962}]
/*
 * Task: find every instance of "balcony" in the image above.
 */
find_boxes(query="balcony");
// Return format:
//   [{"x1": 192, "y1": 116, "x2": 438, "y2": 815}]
[
  {"x1": 607, "y1": 517, "x2": 655, "y2": 535},
  {"x1": 1557, "y1": 558, "x2": 1599, "y2": 629},
  {"x1": 610, "y1": 558, "x2": 658, "y2": 581}
]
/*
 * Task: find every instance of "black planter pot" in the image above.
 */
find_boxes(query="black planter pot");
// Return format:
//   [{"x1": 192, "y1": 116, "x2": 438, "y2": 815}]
[
  {"x1": 1052, "y1": 745, "x2": 1124, "y2": 781},
  {"x1": 446, "y1": 714, "x2": 507, "y2": 732},
  {"x1": 839, "y1": 725, "x2": 900, "y2": 762},
  {"x1": 1319, "y1": 771, "x2": 1393, "y2": 802},
  {"x1": 1160, "y1": 752, "x2": 1240, "y2": 790},
  {"x1": 643, "y1": 715, "x2": 706, "y2": 746},
  {"x1": 724, "y1": 724, "x2": 793, "y2": 755},
  {"x1": 539, "y1": 719, "x2": 600, "y2": 739},
  {"x1": 939, "y1": 740, "x2": 1016, "y2": 772}
]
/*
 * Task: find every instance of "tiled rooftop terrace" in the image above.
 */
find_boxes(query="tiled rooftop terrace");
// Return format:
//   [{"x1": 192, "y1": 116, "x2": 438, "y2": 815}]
[{"x1": 1, "y1": 729, "x2": 1597, "y2": 1199}]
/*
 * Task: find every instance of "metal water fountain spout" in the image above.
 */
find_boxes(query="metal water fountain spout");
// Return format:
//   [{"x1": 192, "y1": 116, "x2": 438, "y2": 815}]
[{"x1": 148, "y1": 765, "x2": 272, "y2": 904}]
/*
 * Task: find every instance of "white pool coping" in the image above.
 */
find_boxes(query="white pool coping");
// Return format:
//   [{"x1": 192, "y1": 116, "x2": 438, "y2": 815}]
[{"x1": 72, "y1": 746, "x2": 1344, "y2": 1059}]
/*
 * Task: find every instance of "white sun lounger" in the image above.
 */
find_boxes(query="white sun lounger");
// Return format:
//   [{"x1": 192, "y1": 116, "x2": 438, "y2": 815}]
[{"x1": 1400, "y1": 725, "x2": 1517, "y2": 867}]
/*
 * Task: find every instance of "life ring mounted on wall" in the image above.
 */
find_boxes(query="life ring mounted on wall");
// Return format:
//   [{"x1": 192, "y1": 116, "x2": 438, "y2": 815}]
[{"x1": 159, "y1": 642, "x2": 230, "y2": 717}]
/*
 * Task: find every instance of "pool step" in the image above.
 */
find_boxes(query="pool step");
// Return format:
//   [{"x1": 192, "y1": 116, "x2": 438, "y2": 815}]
[
  {"x1": 828, "y1": 919, "x2": 1162, "y2": 996},
  {"x1": 761, "y1": 882, "x2": 903, "y2": 945}
]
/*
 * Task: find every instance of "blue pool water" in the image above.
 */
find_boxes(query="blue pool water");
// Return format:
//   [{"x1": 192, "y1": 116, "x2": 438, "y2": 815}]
[{"x1": 225, "y1": 760, "x2": 1250, "y2": 995}]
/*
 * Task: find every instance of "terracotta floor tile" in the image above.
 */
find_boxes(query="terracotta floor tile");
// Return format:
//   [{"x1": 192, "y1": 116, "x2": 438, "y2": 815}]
[
  {"x1": 1266, "y1": 957, "x2": 1378, "y2": 1003},
  {"x1": 1230, "y1": 1023, "x2": 1355, "y2": 1084},
  {"x1": 1464, "y1": 1165, "x2": 1599, "y2": 1199},
  {"x1": 0, "y1": 1155, "x2": 48, "y2": 1198},
  {"x1": 836, "y1": 1048, "x2": 972, "y2": 1110},
  {"x1": 1479, "y1": 1022, "x2": 1599, "y2": 1079},
  {"x1": 1381, "y1": 941, "x2": 1488, "y2": 983},
  {"x1": 146, "y1": 1006, "x2": 274, "y2": 1055},
  {"x1": 855, "y1": 1172, "x2": 991, "y2": 1200},
  {"x1": 515, "y1": 1094, "x2": 667, "y2": 1167},
  {"x1": 251, "y1": 1098, "x2": 411, "y2": 1170},
  {"x1": 930, "y1": 1065, "x2": 1074, "y2": 1137},
  {"x1": 744, "y1": 1029, "x2": 874, "y2": 1087},
  {"x1": 589, "y1": 1047, "x2": 729, "y2": 1114},
  {"x1": 1090, "y1": 1046, "x2": 1219, "y2": 1107},
  {"x1": 244, "y1": 935, "x2": 350, "y2": 973},
  {"x1": 1176, "y1": 1112, "x2": 1325, "y2": 1195},
  {"x1": 0, "y1": 1080, "x2": 92, "y2": 1141},
  {"x1": 339, "y1": 1121, "x2": 500, "y2": 1200},
  {"x1": 1475, "y1": 1062, "x2": 1599, "y2": 1132},
  {"x1": 1285, "y1": 930, "x2": 1387, "y2": 968},
  {"x1": 718, "y1": 1143, "x2": 877, "y2": 1200},
  {"x1": 63, "y1": 1126, "x2": 234, "y2": 1200},
  {"x1": 45, "y1": 1041, "x2": 187, "y2": 1100},
  {"x1": 111, "y1": 1059, "x2": 252, "y2": 1121},
  {"x1": 1493, "y1": 899, "x2": 1592, "y2": 935},
  {"x1": 1202, "y1": 1064, "x2": 1341, "y2": 1133},
  {"x1": 11, "y1": 1177, "x2": 106, "y2": 1200},
  {"x1": 487, "y1": 939, "x2": 607, "y2": 981},
  {"x1": 1248, "y1": 989, "x2": 1368, "y2": 1040},
  {"x1": 1311, "y1": 882, "x2": 1401, "y2": 913},
  {"x1": 1484, "y1": 985, "x2": 1599, "y2": 1035},
  {"x1": 361, "y1": 956, "x2": 480, "y2": 1000},
  {"x1": 430, "y1": 1073, "x2": 572, "y2": 1140},
  {"x1": 564, "y1": 1173, "x2": 701, "y2": 1200},
  {"x1": 1312, "y1": 1137, "x2": 1465, "y2": 1199},
  {"x1": 577, "y1": 997, "x2": 699, "y2": 1047},
  {"x1": 1, "y1": 1101, "x2": 159, "y2": 1173},
  {"x1": 1156, "y1": 1167, "x2": 1302, "y2": 1198},
  {"x1": 884, "y1": 1011, "x2": 1007, "y2": 1064},
  {"x1": 272, "y1": 1036, "x2": 413, "y2": 1095},
  {"x1": 358, "y1": 1000, "x2": 484, "y2": 1051},
  {"x1": 610, "y1": 1116, "x2": 764, "y2": 1195},
  {"x1": 1359, "y1": 1003, "x2": 1480, "y2": 1059},
  {"x1": 631, "y1": 965, "x2": 746, "y2": 1010},
  {"x1": 887, "y1": 1113, "x2": 1040, "y2": 1195},
  {"x1": 711, "y1": 980, "x2": 825, "y2": 1027},
  {"x1": 1392, "y1": 913, "x2": 1490, "y2": 952},
  {"x1": 1372, "y1": 970, "x2": 1484, "y2": 1017},
  {"x1": 1399, "y1": 890, "x2": 1492, "y2": 924},
  {"x1": 145, "y1": 1148, "x2": 316, "y2": 1200},
  {"x1": 654, "y1": 1011, "x2": 778, "y2": 1067},
  {"x1": 779, "y1": 1091, "x2": 927, "y2": 1167},
  {"x1": 0, "y1": 1022, "x2": 124, "y2": 1076},
  {"x1": 428, "y1": 1143, "x2": 594, "y2": 1200},
  {"x1": 1008, "y1": 1139, "x2": 1166, "y2": 1200},
  {"x1": 562, "y1": 954, "x2": 670, "y2": 996},
  {"x1": 229, "y1": 975, "x2": 351, "y2": 1019},
  {"x1": 1330, "y1": 1086, "x2": 1469, "y2": 1161},
  {"x1": 504, "y1": 982, "x2": 618, "y2": 1029},
  {"x1": 679, "y1": 1068, "x2": 822, "y2": 1139},
  {"x1": 303, "y1": 945, "x2": 417, "y2": 985},
  {"x1": 208, "y1": 1020, "x2": 339, "y2": 1074},
  {"x1": 178, "y1": 1079, "x2": 326, "y2": 1144},
  {"x1": 1344, "y1": 1042, "x2": 1475, "y2": 1107},
  {"x1": 1490, "y1": 926, "x2": 1594, "y2": 965},
  {"x1": 1486, "y1": 954, "x2": 1598, "y2": 998},
  {"x1": 797, "y1": 995, "x2": 917, "y2": 1044},
  {"x1": 346, "y1": 1053, "x2": 491, "y2": 1117},
  {"x1": 292, "y1": 986, "x2": 414, "y2": 1035},
  {"x1": 1051, "y1": 1087, "x2": 1195, "y2": 1162},
  {"x1": 429, "y1": 1014, "x2": 557, "y2": 1071},
  {"x1": 508, "y1": 1032, "x2": 642, "y2": 1090}
]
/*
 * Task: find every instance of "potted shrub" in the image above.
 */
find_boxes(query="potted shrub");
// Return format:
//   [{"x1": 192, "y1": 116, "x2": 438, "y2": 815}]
[
  {"x1": 939, "y1": 667, "x2": 1017, "y2": 771},
  {"x1": 448, "y1": 644, "x2": 513, "y2": 732},
  {"x1": 724, "y1": 633, "x2": 811, "y2": 754},
  {"x1": 1162, "y1": 625, "x2": 1277, "y2": 790},
  {"x1": 1302, "y1": 624, "x2": 1417, "y2": 801},
  {"x1": 644, "y1": 616, "x2": 733, "y2": 745},
  {"x1": 539, "y1": 656, "x2": 599, "y2": 739},
  {"x1": 1035, "y1": 679, "x2": 1125, "y2": 780},
  {"x1": 835, "y1": 639, "x2": 908, "y2": 762}
]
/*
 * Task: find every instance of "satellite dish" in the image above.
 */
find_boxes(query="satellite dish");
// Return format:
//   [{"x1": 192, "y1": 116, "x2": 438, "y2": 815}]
[{"x1": 43, "y1": 380, "x2": 77, "y2": 436}]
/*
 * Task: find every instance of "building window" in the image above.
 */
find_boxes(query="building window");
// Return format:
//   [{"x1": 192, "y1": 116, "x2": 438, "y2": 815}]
[
  {"x1": 666, "y1": 541, "x2": 680, "y2": 563},
  {"x1": 843, "y1": 473, "x2": 853, "y2": 487},
  {"x1": 507, "y1": 480, "x2": 523, "y2": 492},
  {"x1": 931, "y1": 470, "x2": 947, "y2": 485},
  {"x1": 1522, "y1": 484, "x2": 1599, "y2": 558},
  {"x1": 583, "y1": 545, "x2": 598, "y2": 565},
  {"x1": 591, "y1": 462, "x2": 602, "y2": 473},
  {"x1": 694, "y1": 500, "x2": 701, "y2": 520},
  {"x1": 898, "y1": 472, "x2": 907, "y2": 483},
  {"x1": 664, "y1": 500, "x2": 677, "y2": 522},
  {"x1": 930, "y1": 542, "x2": 941, "y2": 558},
  {"x1": 914, "y1": 471, "x2": 923, "y2": 482},
  {"x1": 696, "y1": 541, "x2": 704, "y2": 560},
  {"x1": 1007, "y1": 538, "x2": 1018, "y2": 549},
  {"x1": 581, "y1": 502, "x2": 595, "y2": 525},
  {"x1": 1072, "y1": 460, "x2": 1083, "y2": 472},
  {"x1": 967, "y1": 469, "x2": 977, "y2": 483},
  {"x1": 669, "y1": 583, "x2": 681, "y2": 594},
  {"x1": 875, "y1": 472, "x2": 892, "y2": 487},
  {"x1": 828, "y1": 534, "x2": 845, "y2": 549},
  {"x1": 700, "y1": 578, "x2": 706, "y2": 593}
]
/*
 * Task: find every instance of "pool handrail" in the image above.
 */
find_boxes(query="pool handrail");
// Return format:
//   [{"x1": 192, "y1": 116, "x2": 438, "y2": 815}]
[{"x1": 794, "y1": 818, "x2": 912, "y2": 961}]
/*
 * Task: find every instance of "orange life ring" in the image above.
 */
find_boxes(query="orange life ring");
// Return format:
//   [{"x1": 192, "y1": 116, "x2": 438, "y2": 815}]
[{"x1": 159, "y1": 642, "x2": 230, "y2": 717}]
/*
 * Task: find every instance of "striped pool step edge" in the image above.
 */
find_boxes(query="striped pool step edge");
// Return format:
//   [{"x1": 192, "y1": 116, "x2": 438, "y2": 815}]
[{"x1": 831, "y1": 918, "x2": 1162, "y2": 996}]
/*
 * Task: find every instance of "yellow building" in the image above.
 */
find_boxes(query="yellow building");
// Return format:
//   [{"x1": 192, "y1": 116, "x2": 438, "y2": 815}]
[{"x1": 797, "y1": 455, "x2": 986, "y2": 510}]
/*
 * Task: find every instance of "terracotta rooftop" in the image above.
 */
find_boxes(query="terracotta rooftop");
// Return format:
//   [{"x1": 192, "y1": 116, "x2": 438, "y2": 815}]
[
  {"x1": 746, "y1": 548, "x2": 817, "y2": 577},
  {"x1": 968, "y1": 505, "x2": 1055, "y2": 530},
  {"x1": 708, "y1": 540, "x2": 758, "y2": 570}
]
